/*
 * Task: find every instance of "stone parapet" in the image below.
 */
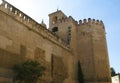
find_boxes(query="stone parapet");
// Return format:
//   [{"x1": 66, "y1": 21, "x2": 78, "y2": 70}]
[
  {"x1": 0, "y1": 0, "x2": 70, "y2": 51},
  {"x1": 79, "y1": 18, "x2": 104, "y2": 27}
]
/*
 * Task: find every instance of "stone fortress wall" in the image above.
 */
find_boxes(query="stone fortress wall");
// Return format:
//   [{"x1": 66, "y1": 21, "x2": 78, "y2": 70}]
[
  {"x1": 0, "y1": 0, "x2": 111, "y2": 83},
  {"x1": 0, "y1": 0, "x2": 74, "y2": 83},
  {"x1": 48, "y1": 8, "x2": 111, "y2": 83}
]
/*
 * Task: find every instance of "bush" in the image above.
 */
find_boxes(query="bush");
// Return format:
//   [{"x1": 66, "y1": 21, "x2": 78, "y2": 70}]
[
  {"x1": 13, "y1": 60, "x2": 46, "y2": 83},
  {"x1": 111, "y1": 67, "x2": 116, "y2": 76}
]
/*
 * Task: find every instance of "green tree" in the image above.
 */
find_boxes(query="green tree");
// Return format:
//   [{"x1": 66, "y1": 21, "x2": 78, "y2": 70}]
[
  {"x1": 111, "y1": 67, "x2": 116, "y2": 76},
  {"x1": 13, "y1": 60, "x2": 46, "y2": 83},
  {"x1": 78, "y1": 61, "x2": 84, "y2": 83}
]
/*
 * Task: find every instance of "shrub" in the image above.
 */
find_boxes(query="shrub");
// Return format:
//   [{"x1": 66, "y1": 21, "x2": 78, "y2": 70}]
[{"x1": 13, "y1": 60, "x2": 46, "y2": 83}]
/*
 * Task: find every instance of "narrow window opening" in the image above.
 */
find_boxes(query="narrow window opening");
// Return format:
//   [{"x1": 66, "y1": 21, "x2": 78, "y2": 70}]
[{"x1": 67, "y1": 27, "x2": 71, "y2": 44}]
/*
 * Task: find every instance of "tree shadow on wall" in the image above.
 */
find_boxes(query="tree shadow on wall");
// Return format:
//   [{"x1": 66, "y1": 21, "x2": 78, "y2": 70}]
[{"x1": 78, "y1": 61, "x2": 84, "y2": 83}]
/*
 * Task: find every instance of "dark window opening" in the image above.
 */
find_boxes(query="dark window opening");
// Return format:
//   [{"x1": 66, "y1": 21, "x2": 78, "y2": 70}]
[
  {"x1": 67, "y1": 27, "x2": 71, "y2": 44},
  {"x1": 68, "y1": 27, "x2": 71, "y2": 32},
  {"x1": 52, "y1": 27, "x2": 58, "y2": 32}
]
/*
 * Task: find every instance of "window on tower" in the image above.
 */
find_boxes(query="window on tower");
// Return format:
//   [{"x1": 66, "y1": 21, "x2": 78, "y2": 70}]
[{"x1": 52, "y1": 27, "x2": 58, "y2": 32}]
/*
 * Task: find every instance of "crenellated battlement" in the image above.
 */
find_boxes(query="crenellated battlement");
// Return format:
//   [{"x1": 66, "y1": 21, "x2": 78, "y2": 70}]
[
  {"x1": 51, "y1": 14, "x2": 78, "y2": 25},
  {"x1": 0, "y1": 1, "x2": 112, "y2": 83},
  {"x1": 0, "y1": 0, "x2": 105, "y2": 50},
  {"x1": 51, "y1": 14, "x2": 104, "y2": 27},
  {"x1": 0, "y1": 0, "x2": 70, "y2": 50},
  {"x1": 68, "y1": 16, "x2": 78, "y2": 25},
  {"x1": 79, "y1": 18, "x2": 104, "y2": 25}
]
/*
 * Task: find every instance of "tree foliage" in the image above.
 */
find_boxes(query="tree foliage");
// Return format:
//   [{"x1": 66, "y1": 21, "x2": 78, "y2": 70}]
[
  {"x1": 78, "y1": 61, "x2": 84, "y2": 83},
  {"x1": 13, "y1": 60, "x2": 46, "y2": 83},
  {"x1": 111, "y1": 67, "x2": 116, "y2": 76}
]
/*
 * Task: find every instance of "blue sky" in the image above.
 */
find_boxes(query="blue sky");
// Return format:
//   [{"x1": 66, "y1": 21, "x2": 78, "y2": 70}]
[{"x1": 3, "y1": 0, "x2": 120, "y2": 72}]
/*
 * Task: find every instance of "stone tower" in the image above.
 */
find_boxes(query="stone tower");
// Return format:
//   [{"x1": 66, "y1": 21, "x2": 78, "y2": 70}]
[
  {"x1": 0, "y1": 0, "x2": 111, "y2": 82},
  {"x1": 48, "y1": 10, "x2": 111, "y2": 83},
  {"x1": 77, "y1": 19, "x2": 111, "y2": 83}
]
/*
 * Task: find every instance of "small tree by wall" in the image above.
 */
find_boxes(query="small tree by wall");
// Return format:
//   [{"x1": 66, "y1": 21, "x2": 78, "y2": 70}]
[
  {"x1": 13, "y1": 60, "x2": 46, "y2": 83},
  {"x1": 111, "y1": 67, "x2": 116, "y2": 76},
  {"x1": 78, "y1": 61, "x2": 84, "y2": 83}
]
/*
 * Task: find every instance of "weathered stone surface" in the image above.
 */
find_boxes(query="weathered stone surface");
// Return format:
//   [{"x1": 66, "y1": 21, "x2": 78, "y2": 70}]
[
  {"x1": 0, "y1": 1, "x2": 111, "y2": 83},
  {"x1": 51, "y1": 55, "x2": 68, "y2": 83}
]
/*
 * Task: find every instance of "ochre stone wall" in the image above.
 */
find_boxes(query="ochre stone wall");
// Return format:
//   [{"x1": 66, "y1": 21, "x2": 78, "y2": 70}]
[
  {"x1": 0, "y1": 1, "x2": 111, "y2": 83},
  {"x1": 0, "y1": 1, "x2": 72, "y2": 83},
  {"x1": 48, "y1": 10, "x2": 111, "y2": 83},
  {"x1": 77, "y1": 20, "x2": 111, "y2": 83},
  {"x1": 51, "y1": 55, "x2": 68, "y2": 83}
]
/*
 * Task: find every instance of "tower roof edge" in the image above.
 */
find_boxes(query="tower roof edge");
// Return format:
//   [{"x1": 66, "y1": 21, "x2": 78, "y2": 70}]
[{"x1": 48, "y1": 10, "x2": 67, "y2": 17}]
